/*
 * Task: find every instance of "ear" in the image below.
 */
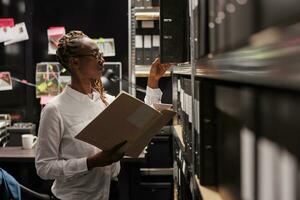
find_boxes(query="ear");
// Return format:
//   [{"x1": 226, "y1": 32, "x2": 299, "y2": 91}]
[
  {"x1": 66, "y1": 57, "x2": 80, "y2": 75},
  {"x1": 69, "y1": 57, "x2": 80, "y2": 67}
]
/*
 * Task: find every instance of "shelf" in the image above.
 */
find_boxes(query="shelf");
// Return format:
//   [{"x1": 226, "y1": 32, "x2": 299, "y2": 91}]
[
  {"x1": 134, "y1": 7, "x2": 160, "y2": 12},
  {"x1": 172, "y1": 125, "x2": 185, "y2": 149},
  {"x1": 134, "y1": 7, "x2": 160, "y2": 21},
  {"x1": 135, "y1": 12, "x2": 159, "y2": 21},
  {"x1": 135, "y1": 65, "x2": 151, "y2": 77},
  {"x1": 135, "y1": 13, "x2": 158, "y2": 21},
  {"x1": 135, "y1": 64, "x2": 152, "y2": 68},
  {"x1": 195, "y1": 68, "x2": 218, "y2": 77},
  {"x1": 194, "y1": 176, "x2": 223, "y2": 200},
  {"x1": 192, "y1": 24, "x2": 300, "y2": 92},
  {"x1": 140, "y1": 168, "x2": 173, "y2": 176},
  {"x1": 135, "y1": 66, "x2": 172, "y2": 77},
  {"x1": 135, "y1": 71, "x2": 171, "y2": 77},
  {"x1": 172, "y1": 65, "x2": 192, "y2": 75}
]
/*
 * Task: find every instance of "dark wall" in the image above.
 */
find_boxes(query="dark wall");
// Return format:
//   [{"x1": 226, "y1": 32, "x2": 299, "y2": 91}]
[
  {"x1": 259, "y1": 0, "x2": 300, "y2": 29},
  {"x1": 0, "y1": 0, "x2": 37, "y2": 122},
  {"x1": 0, "y1": 0, "x2": 128, "y2": 123},
  {"x1": 32, "y1": 0, "x2": 128, "y2": 69}
]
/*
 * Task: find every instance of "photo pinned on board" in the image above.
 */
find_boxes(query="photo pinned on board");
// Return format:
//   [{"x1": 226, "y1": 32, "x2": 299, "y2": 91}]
[{"x1": 0, "y1": 71, "x2": 13, "y2": 91}]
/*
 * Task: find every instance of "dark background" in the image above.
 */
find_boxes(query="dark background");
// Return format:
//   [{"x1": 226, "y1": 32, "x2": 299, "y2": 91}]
[{"x1": 0, "y1": 0, "x2": 129, "y2": 123}]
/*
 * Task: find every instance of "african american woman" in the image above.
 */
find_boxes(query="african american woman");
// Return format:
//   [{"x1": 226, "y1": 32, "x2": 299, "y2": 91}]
[{"x1": 35, "y1": 30, "x2": 171, "y2": 200}]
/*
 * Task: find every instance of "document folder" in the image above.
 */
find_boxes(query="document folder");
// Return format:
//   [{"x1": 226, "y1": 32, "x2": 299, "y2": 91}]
[{"x1": 75, "y1": 92, "x2": 176, "y2": 157}]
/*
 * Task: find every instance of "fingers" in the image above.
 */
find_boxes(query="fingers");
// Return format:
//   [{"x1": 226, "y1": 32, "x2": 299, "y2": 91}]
[
  {"x1": 151, "y1": 58, "x2": 160, "y2": 69},
  {"x1": 164, "y1": 63, "x2": 172, "y2": 69},
  {"x1": 152, "y1": 57, "x2": 160, "y2": 66},
  {"x1": 87, "y1": 142, "x2": 127, "y2": 169},
  {"x1": 158, "y1": 64, "x2": 171, "y2": 76},
  {"x1": 149, "y1": 57, "x2": 172, "y2": 79},
  {"x1": 152, "y1": 58, "x2": 171, "y2": 70},
  {"x1": 114, "y1": 152, "x2": 125, "y2": 161},
  {"x1": 152, "y1": 57, "x2": 171, "y2": 67},
  {"x1": 111, "y1": 140, "x2": 127, "y2": 152},
  {"x1": 110, "y1": 149, "x2": 125, "y2": 163},
  {"x1": 161, "y1": 63, "x2": 172, "y2": 72}
]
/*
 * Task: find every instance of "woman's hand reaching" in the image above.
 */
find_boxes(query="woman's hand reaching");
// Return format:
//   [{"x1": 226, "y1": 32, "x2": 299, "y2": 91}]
[{"x1": 147, "y1": 58, "x2": 172, "y2": 89}]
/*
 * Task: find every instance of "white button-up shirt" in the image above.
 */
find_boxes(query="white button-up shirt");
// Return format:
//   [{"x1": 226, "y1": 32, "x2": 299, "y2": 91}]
[{"x1": 35, "y1": 85, "x2": 162, "y2": 200}]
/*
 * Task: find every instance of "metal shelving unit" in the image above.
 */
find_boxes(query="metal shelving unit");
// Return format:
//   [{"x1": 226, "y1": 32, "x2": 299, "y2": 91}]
[
  {"x1": 128, "y1": 3, "x2": 160, "y2": 96},
  {"x1": 170, "y1": 0, "x2": 223, "y2": 199},
  {"x1": 171, "y1": 0, "x2": 300, "y2": 199},
  {"x1": 128, "y1": 0, "x2": 136, "y2": 95},
  {"x1": 128, "y1": 2, "x2": 175, "y2": 200}
]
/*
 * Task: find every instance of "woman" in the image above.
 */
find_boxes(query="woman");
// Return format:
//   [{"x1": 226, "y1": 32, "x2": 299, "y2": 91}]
[{"x1": 35, "y1": 30, "x2": 170, "y2": 200}]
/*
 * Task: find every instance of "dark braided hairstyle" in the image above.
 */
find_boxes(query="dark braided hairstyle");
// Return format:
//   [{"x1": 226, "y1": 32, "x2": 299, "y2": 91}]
[{"x1": 56, "y1": 30, "x2": 108, "y2": 106}]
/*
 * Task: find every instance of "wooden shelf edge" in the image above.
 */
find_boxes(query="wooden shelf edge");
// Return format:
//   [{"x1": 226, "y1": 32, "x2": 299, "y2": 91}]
[
  {"x1": 174, "y1": 182, "x2": 178, "y2": 200},
  {"x1": 135, "y1": 12, "x2": 159, "y2": 20},
  {"x1": 134, "y1": 7, "x2": 160, "y2": 12},
  {"x1": 135, "y1": 70, "x2": 171, "y2": 77},
  {"x1": 194, "y1": 176, "x2": 223, "y2": 200},
  {"x1": 172, "y1": 125, "x2": 185, "y2": 149}
]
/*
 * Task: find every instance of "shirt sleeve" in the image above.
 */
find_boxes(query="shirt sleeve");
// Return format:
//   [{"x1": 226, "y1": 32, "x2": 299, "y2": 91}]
[
  {"x1": 110, "y1": 161, "x2": 121, "y2": 180},
  {"x1": 144, "y1": 86, "x2": 163, "y2": 106},
  {"x1": 106, "y1": 94, "x2": 121, "y2": 180},
  {"x1": 35, "y1": 103, "x2": 88, "y2": 180}
]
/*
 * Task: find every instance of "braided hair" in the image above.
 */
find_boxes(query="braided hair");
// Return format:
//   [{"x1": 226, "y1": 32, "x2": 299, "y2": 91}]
[{"x1": 56, "y1": 30, "x2": 108, "y2": 106}]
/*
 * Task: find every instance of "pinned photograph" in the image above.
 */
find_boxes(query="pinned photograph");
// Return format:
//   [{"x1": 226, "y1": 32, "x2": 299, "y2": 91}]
[
  {"x1": 0, "y1": 18, "x2": 14, "y2": 43},
  {"x1": 35, "y1": 62, "x2": 70, "y2": 99},
  {"x1": 36, "y1": 63, "x2": 60, "y2": 97},
  {"x1": 0, "y1": 27, "x2": 13, "y2": 43},
  {"x1": 47, "y1": 27, "x2": 66, "y2": 54},
  {"x1": 0, "y1": 71, "x2": 13, "y2": 91},
  {"x1": 4, "y1": 22, "x2": 29, "y2": 46},
  {"x1": 94, "y1": 38, "x2": 116, "y2": 57}
]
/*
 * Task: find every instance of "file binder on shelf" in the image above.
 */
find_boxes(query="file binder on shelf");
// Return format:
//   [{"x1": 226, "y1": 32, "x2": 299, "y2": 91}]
[
  {"x1": 160, "y1": 0, "x2": 189, "y2": 63},
  {"x1": 143, "y1": 35, "x2": 152, "y2": 65},
  {"x1": 152, "y1": 35, "x2": 160, "y2": 62},
  {"x1": 199, "y1": 80, "x2": 217, "y2": 186},
  {"x1": 134, "y1": 0, "x2": 143, "y2": 8},
  {"x1": 143, "y1": 0, "x2": 152, "y2": 8},
  {"x1": 135, "y1": 35, "x2": 144, "y2": 65}
]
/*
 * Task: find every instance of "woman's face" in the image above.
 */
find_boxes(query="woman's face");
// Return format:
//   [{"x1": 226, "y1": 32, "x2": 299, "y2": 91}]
[{"x1": 71, "y1": 37, "x2": 105, "y2": 80}]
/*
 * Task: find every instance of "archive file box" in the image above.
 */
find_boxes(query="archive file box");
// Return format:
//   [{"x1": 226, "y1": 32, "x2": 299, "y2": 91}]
[
  {"x1": 135, "y1": 35, "x2": 144, "y2": 65},
  {"x1": 143, "y1": 35, "x2": 152, "y2": 65},
  {"x1": 152, "y1": 35, "x2": 160, "y2": 61}
]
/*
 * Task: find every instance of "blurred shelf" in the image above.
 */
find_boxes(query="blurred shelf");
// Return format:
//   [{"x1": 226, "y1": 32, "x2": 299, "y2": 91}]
[
  {"x1": 193, "y1": 24, "x2": 300, "y2": 92},
  {"x1": 172, "y1": 64, "x2": 192, "y2": 75},
  {"x1": 194, "y1": 176, "x2": 223, "y2": 200},
  {"x1": 134, "y1": 7, "x2": 160, "y2": 20}
]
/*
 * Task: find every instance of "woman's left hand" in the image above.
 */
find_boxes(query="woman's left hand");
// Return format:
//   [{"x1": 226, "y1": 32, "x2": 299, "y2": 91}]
[{"x1": 148, "y1": 58, "x2": 172, "y2": 88}]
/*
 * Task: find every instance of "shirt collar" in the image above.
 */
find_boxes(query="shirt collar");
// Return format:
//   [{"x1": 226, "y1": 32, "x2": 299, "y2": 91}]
[{"x1": 64, "y1": 85, "x2": 100, "y2": 102}]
